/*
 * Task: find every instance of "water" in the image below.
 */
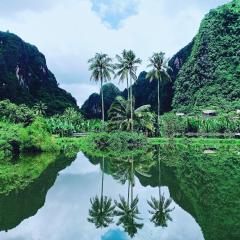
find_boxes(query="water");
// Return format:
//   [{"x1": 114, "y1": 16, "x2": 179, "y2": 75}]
[{"x1": 0, "y1": 144, "x2": 239, "y2": 240}]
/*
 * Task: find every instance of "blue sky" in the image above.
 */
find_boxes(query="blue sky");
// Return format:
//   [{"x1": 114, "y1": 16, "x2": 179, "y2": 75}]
[{"x1": 0, "y1": 0, "x2": 231, "y2": 106}]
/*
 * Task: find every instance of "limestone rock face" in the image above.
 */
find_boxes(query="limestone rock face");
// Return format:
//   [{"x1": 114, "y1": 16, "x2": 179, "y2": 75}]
[{"x1": 0, "y1": 31, "x2": 78, "y2": 115}]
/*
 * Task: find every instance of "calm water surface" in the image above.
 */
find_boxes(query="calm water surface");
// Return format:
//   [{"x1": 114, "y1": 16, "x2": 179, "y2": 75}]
[{"x1": 0, "y1": 146, "x2": 239, "y2": 240}]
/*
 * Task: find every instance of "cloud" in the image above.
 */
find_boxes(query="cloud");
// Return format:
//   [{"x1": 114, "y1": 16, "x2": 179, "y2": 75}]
[
  {"x1": 0, "y1": 0, "x2": 59, "y2": 17},
  {"x1": 91, "y1": 0, "x2": 139, "y2": 29},
  {"x1": 0, "y1": 0, "x2": 231, "y2": 106}
]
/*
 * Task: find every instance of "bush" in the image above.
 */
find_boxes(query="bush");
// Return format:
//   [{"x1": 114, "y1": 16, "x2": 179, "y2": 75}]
[
  {"x1": 160, "y1": 112, "x2": 240, "y2": 137},
  {"x1": 0, "y1": 100, "x2": 35, "y2": 126},
  {"x1": 89, "y1": 132, "x2": 148, "y2": 151}
]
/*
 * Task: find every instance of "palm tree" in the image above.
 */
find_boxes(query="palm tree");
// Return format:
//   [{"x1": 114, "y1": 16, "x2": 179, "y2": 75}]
[
  {"x1": 115, "y1": 196, "x2": 143, "y2": 238},
  {"x1": 148, "y1": 194, "x2": 174, "y2": 227},
  {"x1": 33, "y1": 101, "x2": 47, "y2": 116},
  {"x1": 146, "y1": 52, "x2": 171, "y2": 125},
  {"x1": 115, "y1": 50, "x2": 130, "y2": 100},
  {"x1": 114, "y1": 158, "x2": 143, "y2": 238},
  {"x1": 88, "y1": 196, "x2": 115, "y2": 228},
  {"x1": 108, "y1": 96, "x2": 155, "y2": 134},
  {"x1": 88, "y1": 157, "x2": 115, "y2": 228},
  {"x1": 88, "y1": 53, "x2": 114, "y2": 122},
  {"x1": 115, "y1": 50, "x2": 141, "y2": 131},
  {"x1": 147, "y1": 148, "x2": 174, "y2": 227}
]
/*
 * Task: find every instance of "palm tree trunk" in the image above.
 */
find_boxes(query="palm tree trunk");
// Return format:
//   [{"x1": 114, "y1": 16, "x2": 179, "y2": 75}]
[
  {"x1": 157, "y1": 78, "x2": 160, "y2": 123},
  {"x1": 127, "y1": 179, "x2": 130, "y2": 206},
  {"x1": 127, "y1": 75, "x2": 129, "y2": 101},
  {"x1": 130, "y1": 77, "x2": 133, "y2": 131},
  {"x1": 131, "y1": 159, "x2": 134, "y2": 203},
  {"x1": 101, "y1": 79, "x2": 105, "y2": 123},
  {"x1": 158, "y1": 148, "x2": 161, "y2": 198},
  {"x1": 101, "y1": 157, "x2": 105, "y2": 207}
]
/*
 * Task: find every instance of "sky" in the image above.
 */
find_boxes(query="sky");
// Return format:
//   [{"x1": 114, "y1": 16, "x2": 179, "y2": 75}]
[{"x1": 0, "y1": 0, "x2": 231, "y2": 106}]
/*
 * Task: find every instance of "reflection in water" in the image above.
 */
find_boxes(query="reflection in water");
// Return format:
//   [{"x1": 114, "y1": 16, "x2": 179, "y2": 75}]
[
  {"x1": 148, "y1": 148, "x2": 174, "y2": 227},
  {"x1": 0, "y1": 143, "x2": 239, "y2": 240},
  {"x1": 88, "y1": 157, "x2": 115, "y2": 228},
  {"x1": 0, "y1": 153, "x2": 76, "y2": 232},
  {"x1": 114, "y1": 158, "x2": 143, "y2": 238}
]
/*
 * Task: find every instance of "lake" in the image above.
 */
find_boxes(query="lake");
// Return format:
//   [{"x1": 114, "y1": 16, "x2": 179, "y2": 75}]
[{"x1": 0, "y1": 143, "x2": 239, "y2": 240}]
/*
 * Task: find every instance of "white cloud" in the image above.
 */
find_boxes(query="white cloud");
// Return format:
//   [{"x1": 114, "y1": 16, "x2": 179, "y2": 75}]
[{"x1": 0, "y1": 0, "x2": 230, "y2": 106}]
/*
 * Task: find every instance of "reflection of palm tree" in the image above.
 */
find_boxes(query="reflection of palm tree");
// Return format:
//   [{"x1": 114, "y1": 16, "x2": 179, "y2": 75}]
[
  {"x1": 148, "y1": 195, "x2": 173, "y2": 227},
  {"x1": 115, "y1": 196, "x2": 143, "y2": 238},
  {"x1": 110, "y1": 156, "x2": 151, "y2": 185},
  {"x1": 88, "y1": 196, "x2": 115, "y2": 228},
  {"x1": 114, "y1": 158, "x2": 143, "y2": 238},
  {"x1": 147, "y1": 148, "x2": 174, "y2": 227},
  {"x1": 88, "y1": 157, "x2": 115, "y2": 228}
]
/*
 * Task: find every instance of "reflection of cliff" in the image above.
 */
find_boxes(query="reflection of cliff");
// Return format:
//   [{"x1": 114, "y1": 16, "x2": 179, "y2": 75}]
[
  {"x1": 84, "y1": 145, "x2": 240, "y2": 240},
  {"x1": 0, "y1": 153, "x2": 76, "y2": 232},
  {"x1": 137, "y1": 146, "x2": 240, "y2": 240}
]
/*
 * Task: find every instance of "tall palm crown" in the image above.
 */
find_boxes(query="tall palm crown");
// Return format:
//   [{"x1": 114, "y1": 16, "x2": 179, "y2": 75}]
[
  {"x1": 147, "y1": 52, "x2": 171, "y2": 125},
  {"x1": 88, "y1": 53, "x2": 114, "y2": 122}
]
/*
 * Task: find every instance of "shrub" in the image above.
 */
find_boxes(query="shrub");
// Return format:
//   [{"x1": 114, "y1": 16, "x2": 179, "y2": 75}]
[{"x1": 89, "y1": 132, "x2": 148, "y2": 151}]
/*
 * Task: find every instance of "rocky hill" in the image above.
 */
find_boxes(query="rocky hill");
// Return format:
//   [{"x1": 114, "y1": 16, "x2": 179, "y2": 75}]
[
  {"x1": 0, "y1": 31, "x2": 78, "y2": 115},
  {"x1": 172, "y1": 0, "x2": 240, "y2": 111}
]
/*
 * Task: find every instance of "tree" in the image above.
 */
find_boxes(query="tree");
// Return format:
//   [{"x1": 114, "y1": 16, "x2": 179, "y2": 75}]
[
  {"x1": 147, "y1": 52, "x2": 171, "y2": 127},
  {"x1": 88, "y1": 53, "x2": 114, "y2": 123},
  {"x1": 108, "y1": 96, "x2": 156, "y2": 134},
  {"x1": 114, "y1": 158, "x2": 143, "y2": 238},
  {"x1": 115, "y1": 50, "x2": 141, "y2": 131},
  {"x1": 147, "y1": 148, "x2": 174, "y2": 227},
  {"x1": 33, "y1": 102, "x2": 47, "y2": 116},
  {"x1": 115, "y1": 50, "x2": 130, "y2": 100},
  {"x1": 88, "y1": 157, "x2": 115, "y2": 228}
]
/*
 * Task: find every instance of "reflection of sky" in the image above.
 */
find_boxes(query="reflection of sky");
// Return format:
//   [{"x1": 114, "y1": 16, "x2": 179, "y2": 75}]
[
  {"x1": 101, "y1": 229, "x2": 129, "y2": 240},
  {"x1": 0, "y1": 153, "x2": 204, "y2": 240}
]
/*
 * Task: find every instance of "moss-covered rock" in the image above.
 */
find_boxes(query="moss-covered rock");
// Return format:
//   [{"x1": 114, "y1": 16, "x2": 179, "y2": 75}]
[{"x1": 173, "y1": 0, "x2": 240, "y2": 111}]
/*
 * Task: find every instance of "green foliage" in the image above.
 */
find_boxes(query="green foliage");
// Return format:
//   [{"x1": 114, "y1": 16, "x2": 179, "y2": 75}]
[
  {"x1": 86, "y1": 132, "x2": 147, "y2": 152},
  {"x1": 173, "y1": 1, "x2": 240, "y2": 110},
  {"x1": 159, "y1": 112, "x2": 240, "y2": 137},
  {"x1": 0, "y1": 100, "x2": 35, "y2": 126},
  {"x1": 46, "y1": 107, "x2": 84, "y2": 137},
  {"x1": 108, "y1": 96, "x2": 157, "y2": 134}
]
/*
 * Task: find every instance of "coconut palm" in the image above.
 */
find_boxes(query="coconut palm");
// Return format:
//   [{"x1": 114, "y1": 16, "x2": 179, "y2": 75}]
[
  {"x1": 115, "y1": 196, "x2": 143, "y2": 238},
  {"x1": 148, "y1": 194, "x2": 174, "y2": 227},
  {"x1": 147, "y1": 148, "x2": 174, "y2": 227},
  {"x1": 115, "y1": 50, "x2": 141, "y2": 131},
  {"x1": 88, "y1": 53, "x2": 114, "y2": 122},
  {"x1": 88, "y1": 157, "x2": 115, "y2": 228},
  {"x1": 114, "y1": 158, "x2": 143, "y2": 238},
  {"x1": 33, "y1": 101, "x2": 47, "y2": 116},
  {"x1": 88, "y1": 196, "x2": 115, "y2": 228},
  {"x1": 147, "y1": 52, "x2": 172, "y2": 125},
  {"x1": 115, "y1": 50, "x2": 130, "y2": 100},
  {"x1": 108, "y1": 96, "x2": 155, "y2": 134}
]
